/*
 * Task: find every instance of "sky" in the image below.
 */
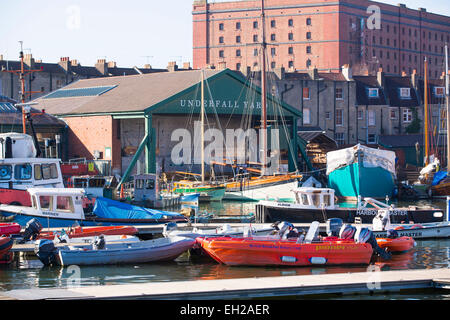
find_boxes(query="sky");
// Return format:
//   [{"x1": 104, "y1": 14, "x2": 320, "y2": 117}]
[{"x1": 1, "y1": 0, "x2": 449, "y2": 69}]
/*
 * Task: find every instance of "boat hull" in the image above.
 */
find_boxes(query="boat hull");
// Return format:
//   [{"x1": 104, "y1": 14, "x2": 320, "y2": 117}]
[
  {"x1": 174, "y1": 187, "x2": 225, "y2": 202},
  {"x1": 255, "y1": 203, "x2": 444, "y2": 224},
  {"x1": 198, "y1": 237, "x2": 373, "y2": 266},
  {"x1": 58, "y1": 237, "x2": 195, "y2": 266},
  {"x1": 223, "y1": 180, "x2": 298, "y2": 201},
  {"x1": 372, "y1": 222, "x2": 450, "y2": 239},
  {"x1": 328, "y1": 163, "x2": 395, "y2": 200},
  {"x1": 376, "y1": 236, "x2": 415, "y2": 253}
]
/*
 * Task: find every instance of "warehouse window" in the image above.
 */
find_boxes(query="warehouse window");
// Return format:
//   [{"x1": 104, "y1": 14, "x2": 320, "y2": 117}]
[
  {"x1": 336, "y1": 109, "x2": 343, "y2": 126},
  {"x1": 303, "y1": 108, "x2": 311, "y2": 124},
  {"x1": 403, "y1": 109, "x2": 412, "y2": 123},
  {"x1": 306, "y1": 18, "x2": 311, "y2": 25}
]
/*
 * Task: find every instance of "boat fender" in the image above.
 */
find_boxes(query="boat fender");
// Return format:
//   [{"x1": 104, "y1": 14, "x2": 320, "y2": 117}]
[
  {"x1": 281, "y1": 256, "x2": 297, "y2": 263},
  {"x1": 20, "y1": 218, "x2": 43, "y2": 243},
  {"x1": 309, "y1": 257, "x2": 327, "y2": 265},
  {"x1": 34, "y1": 239, "x2": 59, "y2": 266}
]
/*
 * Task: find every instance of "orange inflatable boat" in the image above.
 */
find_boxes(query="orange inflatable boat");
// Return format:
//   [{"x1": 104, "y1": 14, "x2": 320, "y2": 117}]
[
  {"x1": 0, "y1": 223, "x2": 21, "y2": 236},
  {"x1": 376, "y1": 236, "x2": 415, "y2": 253},
  {"x1": 37, "y1": 225, "x2": 138, "y2": 240},
  {"x1": 197, "y1": 236, "x2": 374, "y2": 267}
]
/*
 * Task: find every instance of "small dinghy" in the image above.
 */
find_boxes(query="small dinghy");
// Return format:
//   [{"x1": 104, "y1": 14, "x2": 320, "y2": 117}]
[
  {"x1": 0, "y1": 223, "x2": 21, "y2": 236},
  {"x1": 35, "y1": 236, "x2": 195, "y2": 266},
  {"x1": 376, "y1": 233, "x2": 416, "y2": 253},
  {"x1": 0, "y1": 236, "x2": 13, "y2": 264},
  {"x1": 197, "y1": 222, "x2": 378, "y2": 267}
]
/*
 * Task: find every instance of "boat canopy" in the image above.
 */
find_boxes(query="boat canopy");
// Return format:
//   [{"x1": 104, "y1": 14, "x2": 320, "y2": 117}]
[
  {"x1": 93, "y1": 197, "x2": 184, "y2": 220},
  {"x1": 326, "y1": 144, "x2": 396, "y2": 177}
]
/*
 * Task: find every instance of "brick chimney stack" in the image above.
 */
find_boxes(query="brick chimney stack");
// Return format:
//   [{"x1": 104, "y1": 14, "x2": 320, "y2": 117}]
[
  {"x1": 107, "y1": 61, "x2": 117, "y2": 68},
  {"x1": 411, "y1": 69, "x2": 418, "y2": 88},
  {"x1": 24, "y1": 53, "x2": 35, "y2": 69},
  {"x1": 308, "y1": 67, "x2": 319, "y2": 80},
  {"x1": 342, "y1": 64, "x2": 353, "y2": 81},
  {"x1": 377, "y1": 67, "x2": 384, "y2": 87},
  {"x1": 95, "y1": 59, "x2": 108, "y2": 75},
  {"x1": 59, "y1": 57, "x2": 71, "y2": 72},
  {"x1": 167, "y1": 61, "x2": 178, "y2": 72},
  {"x1": 70, "y1": 59, "x2": 80, "y2": 67},
  {"x1": 183, "y1": 62, "x2": 191, "y2": 70}
]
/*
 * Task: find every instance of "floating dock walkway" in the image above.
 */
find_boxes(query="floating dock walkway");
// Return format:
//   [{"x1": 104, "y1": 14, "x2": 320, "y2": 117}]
[{"x1": 1, "y1": 269, "x2": 449, "y2": 300}]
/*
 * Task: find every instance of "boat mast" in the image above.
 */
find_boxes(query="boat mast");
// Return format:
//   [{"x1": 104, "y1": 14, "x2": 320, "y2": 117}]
[
  {"x1": 260, "y1": 0, "x2": 267, "y2": 176},
  {"x1": 201, "y1": 69, "x2": 205, "y2": 184},
  {"x1": 424, "y1": 57, "x2": 429, "y2": 166},
  {"x1": 445, "y1": 44, "x2": 449, "y2": 173}
]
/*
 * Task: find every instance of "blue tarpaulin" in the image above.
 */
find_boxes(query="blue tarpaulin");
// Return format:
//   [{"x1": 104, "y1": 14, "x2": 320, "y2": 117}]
[
  {"x1": 93, "y1": 197, "x2": 184, "y2": 220},
  {"x1": 432, "y1": 171, "x2": 448, "y2": 186}
]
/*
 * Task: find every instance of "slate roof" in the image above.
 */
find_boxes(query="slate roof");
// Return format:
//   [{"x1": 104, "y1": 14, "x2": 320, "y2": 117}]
[
  {"x1": 353, "y1": 76, "x2": 387, "y2": 105},
  {"x1": 378, "y1": 134, "x2": 423, "y2": 148},
  {"x1": 384, "y1": 76, "x2": 420, "y2": 107},
  {"x1": 417, "y1": 78, "x2": 447, "y2": 105}
]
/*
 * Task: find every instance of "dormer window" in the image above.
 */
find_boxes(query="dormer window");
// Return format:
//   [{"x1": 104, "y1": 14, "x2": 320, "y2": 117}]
[
  {"x1": 367, "y1": 88, "x2": 379, "y2": 98},
  {"x1": 399, "y1": 87, "x2": 411, "y2": 99},
  {"x1": 434, "y1": 87, "x2": 445, "y2": 97}
]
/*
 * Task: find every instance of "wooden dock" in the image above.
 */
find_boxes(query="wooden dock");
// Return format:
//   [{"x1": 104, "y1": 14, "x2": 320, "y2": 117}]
[{"x1": 1, "y1": 268, "x2": 449, "y2": 300}]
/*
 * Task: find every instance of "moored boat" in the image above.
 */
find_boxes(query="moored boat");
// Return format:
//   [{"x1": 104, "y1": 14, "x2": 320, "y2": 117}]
[
  {"x1": 376, "y1": 236, "x2": 415, "y2": 253},
  {"x1": 0, "y1": 222, "x2": 21, "y2": 236},
  {"x1": 0, "y1": 236, "x2": 13, "y2": 264},
  {"x1": 37, "y1": 225, "x2": 138, "y2": 241}
]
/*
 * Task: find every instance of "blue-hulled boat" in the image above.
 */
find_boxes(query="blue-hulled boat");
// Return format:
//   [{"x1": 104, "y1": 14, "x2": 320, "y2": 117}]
[
  {"x1": 327, "y1": 144, "x2": 397, "y2": 201},
  {"x1": 0, "y1": 188, "x2": 188, "y2": 228}
]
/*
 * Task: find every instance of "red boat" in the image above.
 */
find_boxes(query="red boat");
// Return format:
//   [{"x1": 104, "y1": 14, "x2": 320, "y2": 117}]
[
  {"x1": 37, "y1": 225, "x2": 139, "y2": 240},
  {"x1": 376, "y1": 236, "x2": 415, "y2": 253},
  {"x1": 0, "y1": 236, "x2": 13, "y2": 264},
  {"x1": 197, "y1": 236, "x2": 374, "y2": 267},
  {"x1": 0, "y1": 223, "x2": 21, "y2": 236}
]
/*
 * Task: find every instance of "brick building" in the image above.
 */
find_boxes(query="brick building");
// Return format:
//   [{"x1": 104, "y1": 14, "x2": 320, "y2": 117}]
[{"x1": 192, "y1": 0, "x2": 450, "y2": 77}]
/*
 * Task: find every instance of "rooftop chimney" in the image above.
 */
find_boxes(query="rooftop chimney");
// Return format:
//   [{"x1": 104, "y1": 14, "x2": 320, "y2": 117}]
[
  {"x1": 107, "y1": 61, "x2": 116, "y2": 68},
  {"x1": 167, "y1": 61, "x2": 178, "y2": 72},
  {"x1": 274, "y1": 66, "x2": 285, "y2": 80},
  {"x1": 143, "y1": 64, "x2": 152, "y2": 69},
  {"x1": 183, "y1": 62, "x2": 191, "y2": 70},
  {"x1": 308, "y1": 67, "x2": 319, "y2": 80},
  {"x1": 411, "y1": 69, "x2": 418, "y2": 88},
  {"x1": 401, "y1": 70, "x2": 407, "y2": 77},
  {"x1": 70, "y1": 59, "x2": 80, "y2": 67},
  {"x1": 0, "y1": 54, "x2": 3, "y2": 61},
  {"x1": 24, "y1": 53, "x2": 35, "y2": 69},
  {"x1": 95, "y1": 59, "x2": 108, "y2": 76},
  {"x1": 341, "y1": 64, "x2": 353, "y2": 81},
  {"x1": 59, "y1": 57, "x2": 71, "y2": 72},
  {"x1": 377, "y1": 67, "x2": 384, "y2": 87}
]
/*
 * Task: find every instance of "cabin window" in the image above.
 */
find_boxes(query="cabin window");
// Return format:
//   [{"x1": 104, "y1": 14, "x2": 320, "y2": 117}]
[
  {"x1": 0, "y1": 165, "x2": 12, "y2": 180},
  {"x1": 136, "y1": 179, "x2": 144, "y2": 189},
  {"x1": 145, "y1": 179, "x2": 155, "y2": 189},
  {"x1": 323, "y1": 194, "x2": 331, "y2": 207},
  {"x1": 39, "y1": 196, "x2": 52, "y2": 210},
  {"x1": 14, "y1": 164, "x2": 32, "y2": 180},
  {"x1": 89, "y1": 178, "x2": 105, "y2": 188},
  {"x1": 34, "y1": 164, "x2": 42, "y2": 180},
  {"x1": 74, "y1": 179, "x2": 87, "y2": 188},
  {"x1": 301, "y1": 193, "x2": 309, "y2": 205},
  {"x1": 311, "y1": 194, "x2": 320, "y2": 207},
  {"x1": 56, "y1": 196, "x2": 74, "y2": 213}
]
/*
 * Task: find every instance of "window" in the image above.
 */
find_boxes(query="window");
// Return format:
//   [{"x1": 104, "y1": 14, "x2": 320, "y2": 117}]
[
  {"x1": 306, "y1": 17, "x2": 311, "y2": 25},
  {"x1": 34, "y1": 164, "x2": 42, "y2": 180},
  {"x1": 367, "y1": 88, "x2": 379, "y2": 98},
  {"x1": 303, "y1": 108, "x2": 311, "y2": 124},
  {"x1": 390, "y1": 109, "x2": 397, "y2": 120},
  {"x1": 236, "y1": 63, "x2": 241, "y2": 70},
  {"x1": 253, "y1": 21, "x2": 258, "y2": 29},
  {"x1": 253, "y1": 34, "x2": 258, "y2": 42},
  {"x1": 219, "y1": 50, "x2": 224, "y2": 58},
  {"x1": 434, "y1": 87, "x2": 445, "y2": 97},
  {"x1": 271, "y1": 61, "x2": 276, "y2": 69},
  {"x1": 325, "y1": 112, "x2": 331, "y2": 120},
  {"x1": 0, "y1": 165, "x2": 12, "y2": 180},
  {"x1": 335, "y1": 109, "x2": 343, "y2": 126},
  {"x1": 271, "y1": 48, "x2": 276, "y2": 56},
  {"x1": 271, "y1": 20, "x2": 276, "y2": 28},
  {"x1": 288, "y1": 61, "x2": 294, "y2": 69},
  {"x1": 219, "y1": 36, "x2": 224, "y2": 44},
  {"x1": 368, "y1": 110, "x2": 376, "y2": 126},
  {"x1": 306, "y1": 59, "x2": 311, "y2": 68},
  {"x1": 357, "y1": 109, "x2": 364, "y2": 120},
  {"x1": 403, "y1": 109, "x2": 412, "y2": 123},
  {"x1": 219, "y1": 23, "x2": 224, "y2": 31},
  {"x1": 236, "y1": 49, "x2": 241, "y2": 57},
  {"x1": 56, "y1": 196, "x2": 74, "y2": 213},
  {"x1": 368, "y1": 134, "x2": 377, "y2": 144},
  {"x1": 288, "y1": 33, "x2": 294, "y2": 40},
  {"x1": 306, "y1": 32, "x2": 311, "y2": 39},
  {"x1": 302, "y1": 87, "x2": 310, "y2": 100},
  {"x1": 288, "y1": 19, "x2": 293, "y2": 27},
  {"x1": 236, "y1": 35, "x2": 241, "y2": 43},
  {"x1": 236, "y1": 22, "x2": 241, "y2": 30},
  {"x1": 145, "y1": 179, "x2": 155, "y2": 190},
  {"x1": 335, "y1": 133, "x2": 345, "y2": 146},
  {"x1": 41, "y1": 163, "x2": 58, "y2": 179},
  {"x1": 253, "y1": 48, "x2": 258, "y2": 56},
  {"x1": 306, "y1": 46, "x2": 311, "y2": 54},
  {"x1": 399, "y1": 88, "x2": 411, "y2": 99},
  {"x1": 270, "y1": 34, "x2": 276, "y2": 41},
  {"x1": 14, "y1": 164, "x2": 32, "y2": 180},
  {"x1": 39, "y1": 196, "x2": 52, "y2": 210},
  {"x1": 335, "y1": 88, "x2": 343, "y2": 100},
  {"x1": 288, "y1": 47, "x2": 294, "y2": 55}
]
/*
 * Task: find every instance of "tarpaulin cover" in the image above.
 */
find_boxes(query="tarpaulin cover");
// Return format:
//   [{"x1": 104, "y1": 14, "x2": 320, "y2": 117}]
[
  {"x1": 432, "y1": 170, "x2": 447, "y2": 186},
  {"x1": 93, "y1": 197, "x2": 184, "y2": 220}
]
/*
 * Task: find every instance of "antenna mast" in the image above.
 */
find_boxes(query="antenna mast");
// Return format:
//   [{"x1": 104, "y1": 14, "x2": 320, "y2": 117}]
[{"x1": 260, "y1": 0, "x2": 267, "y2": 176}]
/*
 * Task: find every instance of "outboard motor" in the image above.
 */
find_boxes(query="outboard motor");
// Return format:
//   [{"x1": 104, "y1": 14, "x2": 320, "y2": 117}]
[
  {"x1": 20, "y1": 218, "x2": 43, "y2": 243},
  {"x1": 93, "y1": 235, "x2": 105, "y2": 250},
  {"x1": 339, "y1": 224, "x2": 357, "y2": 240},
  {"x1": 326, "y1": 218, "x2": 343, "y2": 237},
  {"x1": 34, "y1": 239, "x2": 58, "y2": 266},
  {"x1": 163, "y1": 222, "x2": 178, "y2": 237},
  {"x1": 355, "y1": 227, "x2": 392, "y2": 260}
]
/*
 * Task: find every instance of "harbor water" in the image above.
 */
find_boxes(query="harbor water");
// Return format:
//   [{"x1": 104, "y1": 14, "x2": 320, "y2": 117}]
[{"x1": 1, "y1": 199, "x2": 449, "y2": 299}]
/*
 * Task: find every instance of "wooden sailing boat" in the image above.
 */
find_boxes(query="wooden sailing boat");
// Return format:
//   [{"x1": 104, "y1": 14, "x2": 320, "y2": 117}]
[
  {"x1": 430, "y1": 45, "x2": 450, "y2": 197},
  {"x1": 220, "y1": 0, "x2": 302, "y2": 201},
  {"x1": 171, "y1": 69, "x2": 226, "y2": 202}
]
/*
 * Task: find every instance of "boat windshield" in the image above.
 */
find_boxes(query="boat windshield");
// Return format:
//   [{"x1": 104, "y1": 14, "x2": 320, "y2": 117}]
[
  {"x1": 56, "y1": 196, "x2": 75, "y2": 213},
  {"x1": 39, "y1": 195, "x2": 53, "y2": 210},
  {"x1": 0, "y1": 165, "x2": 12, "y2": 180}
]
